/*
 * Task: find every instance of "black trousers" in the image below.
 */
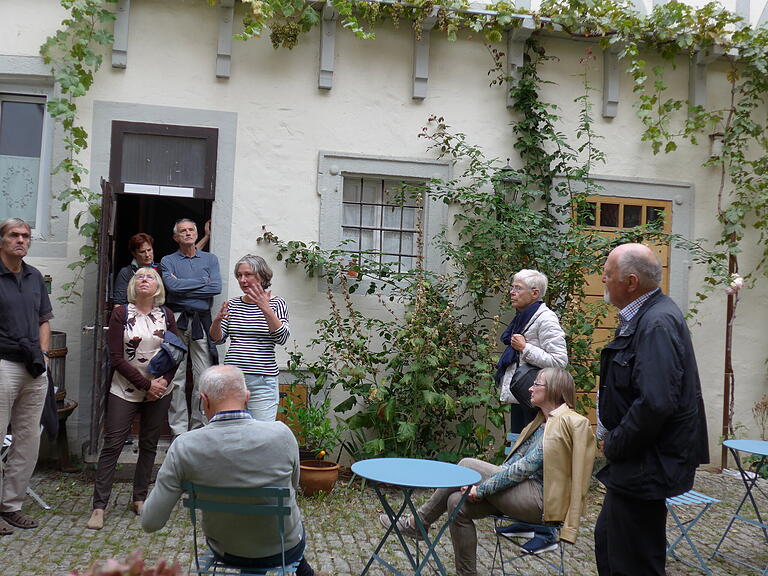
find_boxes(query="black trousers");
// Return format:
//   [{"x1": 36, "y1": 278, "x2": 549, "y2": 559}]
[
  {"x1": 93, "y1": 393, "x2": 172, "y2": 509},
  {"x1": 211, "y1": 536, "x2": 315, "y2": 576},
  {"x1": 509, "y1": 403, "x2": 538, "y2": 434},
  {"x1": 594, "y1": 488, "x2": 667, "y2": 576}
]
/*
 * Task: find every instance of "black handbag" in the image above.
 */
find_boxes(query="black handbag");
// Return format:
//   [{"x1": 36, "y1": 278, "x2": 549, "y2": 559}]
[{"x1": 509, "y1": 362, "x2": 541, "y2": 409}]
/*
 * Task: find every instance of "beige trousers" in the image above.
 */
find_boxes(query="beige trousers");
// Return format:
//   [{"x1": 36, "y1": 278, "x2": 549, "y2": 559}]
[
  {"x1": 0, "y1": 360, "x2": 47, "y2": 512},
  {"x1": 417, "y1": 457, "x2": 544, "y2": 576},
  {"x1": 167, "y1": 313, "x2": 213, "y2": 436}
]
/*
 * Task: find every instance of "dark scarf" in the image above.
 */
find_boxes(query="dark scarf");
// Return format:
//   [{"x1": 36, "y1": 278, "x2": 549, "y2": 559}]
[
  {"x1": 494, "y1": 301, "x2": 543, "y2": 385},
  {"x1": 0, "y1": 334, "x2": 46, "y2": 378}
]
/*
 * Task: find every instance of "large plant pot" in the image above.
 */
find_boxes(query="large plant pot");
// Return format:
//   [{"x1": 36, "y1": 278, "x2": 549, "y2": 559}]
[{"x1": 299, "y1": 459, "x2": 340, "y2": 496}]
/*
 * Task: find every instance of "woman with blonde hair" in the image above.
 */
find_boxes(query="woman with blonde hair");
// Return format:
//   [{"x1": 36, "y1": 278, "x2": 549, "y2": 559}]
[{"x1": 87, "y1": 267, "x2": 180, "y2": 530}]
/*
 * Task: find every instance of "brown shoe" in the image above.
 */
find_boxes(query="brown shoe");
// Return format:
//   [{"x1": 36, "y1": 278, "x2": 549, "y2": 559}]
[
  {"x1": 378, "y1": 513, "x2": 429, "y2": 540},
  {"x1": 0, "y1": 517, "x2": 14, "y2": 535},
  {"x1": 0, "y1": 510, "x2": 38, "y2": 529}
]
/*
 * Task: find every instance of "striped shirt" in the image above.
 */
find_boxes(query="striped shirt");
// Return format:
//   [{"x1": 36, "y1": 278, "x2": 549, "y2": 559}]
[{"x1": 217, "y1": 296, "x2": 290, "y2": 376}]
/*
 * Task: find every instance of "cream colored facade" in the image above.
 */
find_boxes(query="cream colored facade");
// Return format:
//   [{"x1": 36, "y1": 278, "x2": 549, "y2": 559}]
[{"x1": 2, "y1": 0, "x2": 767, "y2": 462}]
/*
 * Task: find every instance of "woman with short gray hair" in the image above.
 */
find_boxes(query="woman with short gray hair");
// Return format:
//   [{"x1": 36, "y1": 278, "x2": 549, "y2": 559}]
[
  {"x1": 496, "y1": 269, "x2": 568, "y2": 432},
  {"x1": 209, "y1": 254, "x2": 290, "y2": 421}
]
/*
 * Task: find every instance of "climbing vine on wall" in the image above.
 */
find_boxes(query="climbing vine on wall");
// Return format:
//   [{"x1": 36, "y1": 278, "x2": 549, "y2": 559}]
[
  {"x1": 40, "y1": 0, "x2": 117, "y2": 302},
  {"x1": 35, "y1": 2, "x2": 767, "y2": 453},
  {"x1": 40, "y1": 0, "x2": 768, "y2": 307}
]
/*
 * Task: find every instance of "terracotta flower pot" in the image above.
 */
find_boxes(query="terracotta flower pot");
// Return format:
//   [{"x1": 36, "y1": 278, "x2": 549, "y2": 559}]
[{"x1": 299, "y1": 459, "x2": 340, "y2": 496}]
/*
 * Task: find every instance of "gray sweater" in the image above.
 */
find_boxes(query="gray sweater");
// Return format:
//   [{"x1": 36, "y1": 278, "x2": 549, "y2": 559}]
[{"x1": 141, "y1": 416, "x2": 303, "y2": 558}]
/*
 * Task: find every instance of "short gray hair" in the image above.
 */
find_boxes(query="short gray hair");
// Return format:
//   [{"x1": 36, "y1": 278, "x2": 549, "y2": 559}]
[
  {"x1": 199, "y1": 365, "x2": 247, "y2": 403},
  {"x1": 616, "y1": 247, "x2": 662, "y2": 289},
  {"x1": 234, "y1": 254, "x2": 273, "y2": 289},
  {"x1": 514, "y1": 269, "x2": 548, "y2": 298},
  {"x1": 0, "y1": 218, "x2": 31, "y2": 239},
  {"x1": 173, "y1": 218, "x2": 197, "y2": 235}
]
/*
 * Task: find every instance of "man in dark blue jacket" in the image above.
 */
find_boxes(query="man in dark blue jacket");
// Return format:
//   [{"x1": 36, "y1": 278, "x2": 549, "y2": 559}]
[{"x1": 594, "y1": 243, "x2": 709, "y2": 576}]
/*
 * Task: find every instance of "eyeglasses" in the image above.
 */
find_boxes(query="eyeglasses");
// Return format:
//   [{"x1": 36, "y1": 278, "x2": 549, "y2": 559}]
[
  {"x1": 532, "y1": 380, "x2": 546, "y2": 387},
  {"x1": 509, "y1": 285, "x2": 529, "y2": 294},
  {"x1": 134, "y1": 274, "x2": 156, "y2": 281}
]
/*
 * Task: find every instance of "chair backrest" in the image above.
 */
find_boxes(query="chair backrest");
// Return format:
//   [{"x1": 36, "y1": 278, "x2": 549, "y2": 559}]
[
  {"x1": 504, "y1": 432, "x2": 520, "y2": 456},
  {"x1": 181, "y1": 482, "x2": 293, "y2": 574}
]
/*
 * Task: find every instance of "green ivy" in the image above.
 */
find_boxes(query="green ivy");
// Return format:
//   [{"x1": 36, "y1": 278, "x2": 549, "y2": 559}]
[{"x1": 40, "y1": 0, "x2": 117, "y2": 302}]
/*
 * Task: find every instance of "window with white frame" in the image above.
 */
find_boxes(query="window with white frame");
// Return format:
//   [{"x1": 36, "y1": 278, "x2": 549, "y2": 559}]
[
  {"x1": 0, "y1": 93, "x2": 48, "y2": 231},
  {"x1": 318, "y1": 152, "x2": 450, "y2": 275}
]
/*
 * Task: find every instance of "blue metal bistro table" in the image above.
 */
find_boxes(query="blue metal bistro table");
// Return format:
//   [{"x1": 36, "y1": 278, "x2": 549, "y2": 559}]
[
  {"x1": 712, "y1": 439, "x2": 768, "y2": 575},
  {"x1": 352, "y1": 457, "x2": 481, "y2": 576}
]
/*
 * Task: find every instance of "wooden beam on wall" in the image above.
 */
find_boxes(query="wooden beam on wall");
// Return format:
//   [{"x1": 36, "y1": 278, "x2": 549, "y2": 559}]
[
  {"x1": 505, "y1": 17, "x2": 536, "y2": 108},
  {"x1": 112, "y1": 0, "x2": 130, "y2": 69},
  {"x1": 602, "y1": 46, "x2": 620, "y2": 118},
  {"x1": 759, "y1": 0, "x2": 768, "y2": 26},
  {"x1": 216, "y1": 0, "x2": 235, "y2": 78},
  {"x1": 735, "y1": 0, "x2": 750, "y2": 23},
  {"x1": 412, "y1": 9, "x2": 438, "y2": 100},
  {"x1": 688, "y1": 46, "x2": 724, "y2": 114},
  {"x1": 319, "y1": 3, "x2": 337, "y2": 90}
]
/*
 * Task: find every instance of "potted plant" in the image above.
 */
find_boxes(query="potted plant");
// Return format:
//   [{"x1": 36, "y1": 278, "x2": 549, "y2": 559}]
[{"x1": 282, "y1": 391, "x2": 345, "y2": 496}]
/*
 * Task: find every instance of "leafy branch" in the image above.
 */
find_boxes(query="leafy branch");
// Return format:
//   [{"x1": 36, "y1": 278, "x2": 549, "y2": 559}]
[{"x1": 40, "y1": 0, "x2": 117, "y2": 302}]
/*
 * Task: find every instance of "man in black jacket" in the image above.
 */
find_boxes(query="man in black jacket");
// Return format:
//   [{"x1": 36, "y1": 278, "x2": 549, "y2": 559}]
[{"x1": 594, "y1": 243, "x2": 709, "y2": 576}]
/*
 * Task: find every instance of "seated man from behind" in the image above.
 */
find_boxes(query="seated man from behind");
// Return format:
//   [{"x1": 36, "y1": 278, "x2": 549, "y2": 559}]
[{"x1": 141, "y1": 365, "x2": 328, "y2": 576}]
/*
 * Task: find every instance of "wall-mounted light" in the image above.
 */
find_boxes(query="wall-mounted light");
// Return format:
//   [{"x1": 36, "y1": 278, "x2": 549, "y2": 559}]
[
  {"x1": 494, "y1": 159, "x2": 523, "y2": 203},
  {"x1": 709, "y1": 132, "x2": 724, "y2": 159}
]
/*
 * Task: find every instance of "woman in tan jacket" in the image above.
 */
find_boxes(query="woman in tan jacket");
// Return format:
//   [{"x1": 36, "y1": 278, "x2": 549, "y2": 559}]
[{"x1": 379, "y1": 367, "x2": 595, "y2": 576}]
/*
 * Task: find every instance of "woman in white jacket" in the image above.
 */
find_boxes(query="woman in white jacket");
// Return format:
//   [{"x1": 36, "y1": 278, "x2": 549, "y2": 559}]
[{"x1": 495, "y1": 269, "x2": 568, "y2": 432}]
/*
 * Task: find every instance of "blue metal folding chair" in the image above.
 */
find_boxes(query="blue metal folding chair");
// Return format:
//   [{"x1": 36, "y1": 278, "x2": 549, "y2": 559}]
[
  {"x1": 182, "y1": 482, "x2": 301, "y2": 575},
  {"x1": 665, "y1": 489, "x2": 719, "y2": 575},
  {"x1": 492, "y1": 518, "x2": 566, "y2": 576},
  {"x1": 491, "y1": 432, "x2": 566, "y2": 575}
]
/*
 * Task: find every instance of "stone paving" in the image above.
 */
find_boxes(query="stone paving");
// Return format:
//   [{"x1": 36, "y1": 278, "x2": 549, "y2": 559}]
[{"x1": 1, "y1": 466, "x2": 766, "y2": 575}]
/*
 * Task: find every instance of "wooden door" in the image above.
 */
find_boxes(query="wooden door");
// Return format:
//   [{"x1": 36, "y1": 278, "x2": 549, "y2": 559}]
[
  {"x1": 582, "y1": 195, "x2": 672, "y2": 351},
  {"x1": 87, "y1": 178, "x2": 116, "y2": 460}
]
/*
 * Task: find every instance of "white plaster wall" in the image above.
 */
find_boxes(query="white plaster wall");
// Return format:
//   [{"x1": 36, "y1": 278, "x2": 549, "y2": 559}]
[{"x1": 3, "y1": 0, "x2": 767, "y2": 461}]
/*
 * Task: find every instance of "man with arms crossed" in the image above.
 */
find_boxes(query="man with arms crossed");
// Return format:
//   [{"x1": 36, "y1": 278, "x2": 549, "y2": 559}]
[
  {"x1": 161, "y1": 218, "x2": 221, "y2": 436},
  {"x1": 594, "y1": 243, "x2": 709, "y2": 575},
  {"x1": 0, "y1": 218, "x2": 53, "y2": 535},
  {"x1": 142, "y1": 365, "x2": 329, "y2": 576}
]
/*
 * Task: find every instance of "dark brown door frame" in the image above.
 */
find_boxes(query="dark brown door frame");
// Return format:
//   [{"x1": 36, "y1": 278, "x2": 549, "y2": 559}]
[{"x1": 109, "y1": 120, "x2": 219, "y2": 199}]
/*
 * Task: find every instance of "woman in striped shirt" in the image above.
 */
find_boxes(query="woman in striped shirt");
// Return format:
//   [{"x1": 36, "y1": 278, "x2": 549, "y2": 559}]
[{"x1": 210, "y1": 254, "x2": 290, "y2": 420}]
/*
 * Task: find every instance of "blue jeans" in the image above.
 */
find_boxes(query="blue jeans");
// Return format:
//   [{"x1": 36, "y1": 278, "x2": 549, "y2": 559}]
[{"x1": 244, "y1": 374, "x2": 279, "y2": 421}]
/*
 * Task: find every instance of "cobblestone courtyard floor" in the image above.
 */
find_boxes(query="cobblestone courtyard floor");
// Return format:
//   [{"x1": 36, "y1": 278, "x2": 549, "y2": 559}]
[{"x1": 1, "y1": 467, "x2": 766, "y2": 575}]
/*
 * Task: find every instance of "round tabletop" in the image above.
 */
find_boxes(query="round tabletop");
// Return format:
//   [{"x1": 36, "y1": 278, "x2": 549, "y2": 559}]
[
  {"x1": 723, "y1": 439, "x2": 768, "y2": 457},
  {"x1": 351, "y1": 458, "x2": 482, "y2": 489}
]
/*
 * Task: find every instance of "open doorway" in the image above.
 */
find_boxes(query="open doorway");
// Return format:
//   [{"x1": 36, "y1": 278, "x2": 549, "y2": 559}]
[
  {"x1": 111, "y1": 193, "x2": 212, "y2": 288},
  {"x1": 88, "y1": 119, "x2": 220, "y2": 461}
]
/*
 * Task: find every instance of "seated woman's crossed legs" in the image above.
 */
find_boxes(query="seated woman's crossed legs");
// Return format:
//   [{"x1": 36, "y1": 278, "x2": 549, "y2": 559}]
[{"x1": 416, "y1": 458, "x2": 544, "y2": 576}]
